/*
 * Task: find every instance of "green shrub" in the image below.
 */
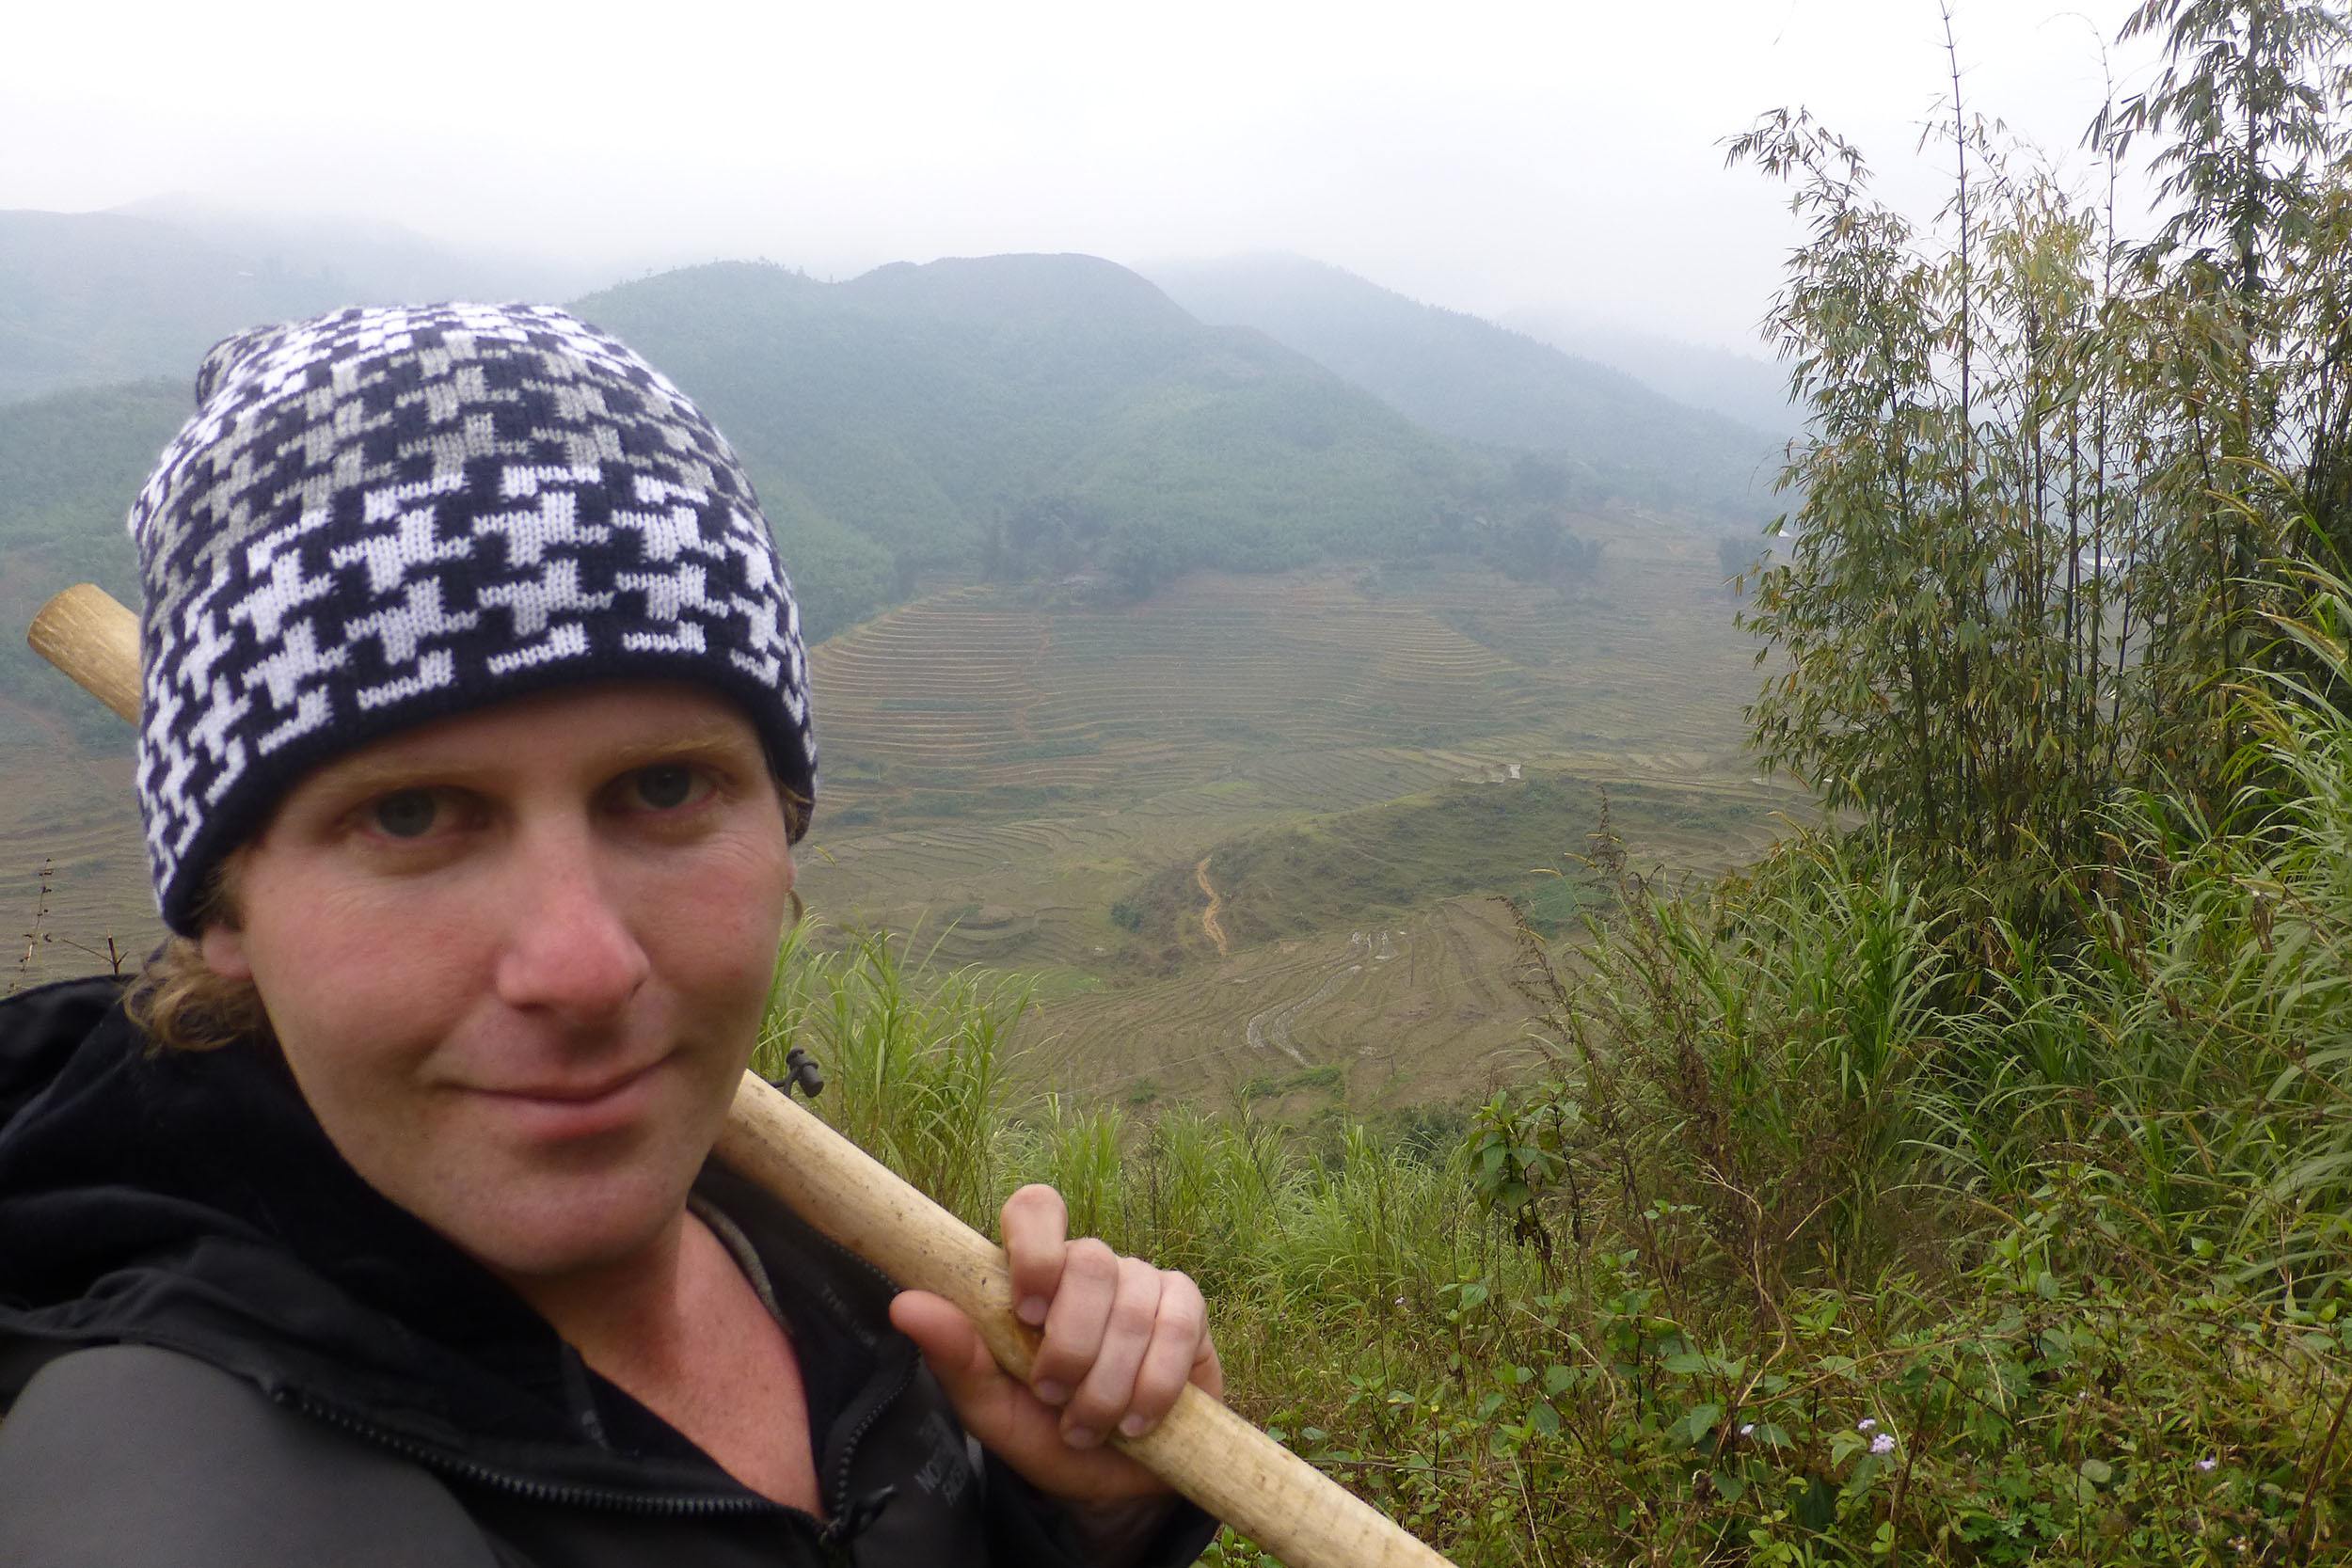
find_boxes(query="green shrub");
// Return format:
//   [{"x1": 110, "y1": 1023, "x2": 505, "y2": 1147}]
[{"x1": 755, "y1": 797, "x2": 2352, "y2": 1564}]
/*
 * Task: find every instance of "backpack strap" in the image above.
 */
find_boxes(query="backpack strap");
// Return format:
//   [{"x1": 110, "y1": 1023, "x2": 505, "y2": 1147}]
[{"x1": 0, "y1": 1344, "x2": 503, "y2": 1567}]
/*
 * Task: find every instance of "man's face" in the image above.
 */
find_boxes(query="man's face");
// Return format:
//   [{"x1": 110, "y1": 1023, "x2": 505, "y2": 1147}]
[{"x1": 200, "y1": 681, "x2": 795, "y2": 1285}]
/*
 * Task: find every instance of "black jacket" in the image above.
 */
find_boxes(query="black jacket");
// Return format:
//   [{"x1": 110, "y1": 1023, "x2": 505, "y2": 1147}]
[{"x1": 0, "y1": 975, "x2": 1216, "y2": 1566}]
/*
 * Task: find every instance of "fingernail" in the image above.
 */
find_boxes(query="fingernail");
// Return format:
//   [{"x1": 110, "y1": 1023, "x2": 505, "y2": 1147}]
[
  {"x1": 1034, "y1": 1379, "x2": 1069, "y2": 1406},
  {"x1": 1119, "y1": 1413, "x2": 1152, "y2": 1439},
  {"x1": 1017, "y1": 1296, "x2": 1049, "y2": 1326},
  {"x1": 1064, "y1": 1425, "x2": 1101, "y2": 1450}
]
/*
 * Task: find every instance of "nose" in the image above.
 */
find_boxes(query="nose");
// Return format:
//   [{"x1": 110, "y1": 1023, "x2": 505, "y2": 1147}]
[{"x1": 491, "y1": 830, "x2": 652, "y2": 1027}]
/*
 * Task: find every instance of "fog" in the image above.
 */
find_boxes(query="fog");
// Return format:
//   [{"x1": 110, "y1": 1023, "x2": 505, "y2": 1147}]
[{"x1": 5, "y1": 0, "x2": 2158, "y2": 356}]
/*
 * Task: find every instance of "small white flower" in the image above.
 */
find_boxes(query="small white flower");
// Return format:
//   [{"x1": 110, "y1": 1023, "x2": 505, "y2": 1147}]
[
  {"x1": 1392, "y1": 1295, "x2": 1406, "y2": 1308},
  {"x1": 1870, "y1": 1433, "x2": 1897, "y2": 1455},
  {"x1": 2197, "y1": 1456, "x2": 2218, "y2": 1472},
  {"x1": 1740, "y1": 1423, "x2": 1756, "y2": 1436},
  {"x1": 1856, "y1": 1417, "x2": 1879, "y2": 1433}
]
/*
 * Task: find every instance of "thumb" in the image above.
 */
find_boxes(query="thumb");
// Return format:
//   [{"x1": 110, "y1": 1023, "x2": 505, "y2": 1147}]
[
  {"x1": 886, "y1": 1290, "x2": 1156, "y2": 1499},
  {"x1": 889, "y1": 1291, "x2": 993, "y2": 1385},
  {"x1": 887, "y1": 1290, "x2": 1034, "y2": 1434}
]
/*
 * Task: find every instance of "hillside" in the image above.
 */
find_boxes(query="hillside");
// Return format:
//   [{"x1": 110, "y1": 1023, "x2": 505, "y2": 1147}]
[
  {"x1": 1500, "y1": 305, "x2": 1801, "y2": 437},
  {"x1": 0, "y1": 380, "x2": 190, "y2": 737},
  {"x1": 1146, "y1": 253, "x2": 1783, "y2": 521},
  {"x1": 0, "y1": 253, "x2": 1511, "y2": 738},
  {"x1": 572, "y1": 256, "x2": 1489, "y2": 622},
  {"x1": 4, "y1": 544, "x2": 1786, "y2": 1105}
]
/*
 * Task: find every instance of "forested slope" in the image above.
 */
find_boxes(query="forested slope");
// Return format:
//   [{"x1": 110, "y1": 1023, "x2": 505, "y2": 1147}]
[
  {"x1": 574, "y1": 255, "x2": 1485, "y2": 620},
  {"x1": 1149, "y1": 252, "x2": 1781, "y2": 520}
]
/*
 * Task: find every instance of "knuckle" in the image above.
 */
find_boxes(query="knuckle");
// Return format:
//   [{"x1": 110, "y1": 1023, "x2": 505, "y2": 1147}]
[
  {"x1": 1159, "y1": 1291, "x2": 1206, "y2": 1341},
  {"x1": 1065, "y1": 1237, "x2": 1118, "y2": 1276},
  {"x1": 1111, "y1": 1259, "x2": 1162, "y2": 1325},
  {"x1": 1067, "y1": 1381, "x2": 1127, "y2": 1428}
]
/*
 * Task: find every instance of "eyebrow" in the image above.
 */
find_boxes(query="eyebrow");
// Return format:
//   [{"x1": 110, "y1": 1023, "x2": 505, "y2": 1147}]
[{"x1": 305, "y1": 721, "x2": 762, "y2": 800}]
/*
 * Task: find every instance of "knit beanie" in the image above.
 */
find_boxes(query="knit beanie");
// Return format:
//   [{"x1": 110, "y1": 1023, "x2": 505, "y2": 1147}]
[{"x1": 131, "y1": 303, "x2": 817, "y2": 935}]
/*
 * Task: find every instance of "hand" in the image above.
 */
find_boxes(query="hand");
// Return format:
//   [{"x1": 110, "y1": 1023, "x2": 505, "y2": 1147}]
[{"x1": 886, "y1": 1183, "x2": 1223, "y2": 1504}]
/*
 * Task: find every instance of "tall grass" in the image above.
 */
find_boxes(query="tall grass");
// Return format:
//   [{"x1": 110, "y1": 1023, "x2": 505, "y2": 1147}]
[
  {"x1": 1552, "y1": 833, "x2": 1954, "y2": 1290},
  {"x1": 753, "y1": 666, "x2": 2352, "y2": 1564},
  {"x1": 754, "y1": 926, "x2": 1025, "y2": 1225},
  {"x1": 1915, "y1": 583, "x2": 2352, "y2": 1292}
]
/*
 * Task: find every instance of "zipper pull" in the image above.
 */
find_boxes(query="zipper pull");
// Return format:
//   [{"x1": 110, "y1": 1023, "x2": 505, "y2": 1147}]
[{"x1": 818, "y1": 1484, "x2": 898, "y2": 1552}]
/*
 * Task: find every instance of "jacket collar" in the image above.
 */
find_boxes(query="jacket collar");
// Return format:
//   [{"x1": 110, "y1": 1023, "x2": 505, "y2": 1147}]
[{"x1": 0, "y1": 975, "x2": 895, "y2": 1502}]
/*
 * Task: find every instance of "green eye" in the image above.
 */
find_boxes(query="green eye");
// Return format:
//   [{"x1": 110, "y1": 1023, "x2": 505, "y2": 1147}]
[
  {"x1": 372, "y1": 789, "x2": 439, "y2": 839},
  {"x1": 631, "y1": 765, "x2": 699, "y2": 810}
]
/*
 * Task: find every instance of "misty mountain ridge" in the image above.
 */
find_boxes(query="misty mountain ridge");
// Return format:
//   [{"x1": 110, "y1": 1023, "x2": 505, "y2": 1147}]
[
  {"x1": 1145, "y1": 252, "x2": 1782, "y2": 522},
  {"x1": 571, "y1": 254, "x2": 1481, "y2": 626},
  {"x1": 0, "y1": 202, "x2": 598, "y2": 404},
  {"x1": 7, "y1": 200, "x2": 1788, "y2": 473},
  {"x1": 1500, "y1": 304, "x2": 1801, "y2": 439},
  {"x1": 112, "y1": 194, "x2": 605, "y2": 307},
  {"x1": 4, "y1": 217, "x2": 1759, "y2": 701},
  {"x1": 0, "y1": 251, "x2": 1498, "y2": 665}
]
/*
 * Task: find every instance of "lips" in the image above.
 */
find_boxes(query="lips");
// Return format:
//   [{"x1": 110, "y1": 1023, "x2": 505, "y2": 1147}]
[
  {"x1": 487, "y1": 1064, "x2": 660, "y2": 1102},
  {"x1": 469, "y1": 1056, "x2": 670, "y2": 1140}
]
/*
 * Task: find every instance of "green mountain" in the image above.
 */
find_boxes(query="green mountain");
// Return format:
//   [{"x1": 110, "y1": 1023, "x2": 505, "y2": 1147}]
[
  {"x1": 1, "y1": 252, "x2": 1515, "y2": 728},
  {"x1": 571, "y1": 256, "x2": 1488, "y2": 626},
  {"x1": 1145, "y1": 253, "x2": 1782, "y2": 521}
]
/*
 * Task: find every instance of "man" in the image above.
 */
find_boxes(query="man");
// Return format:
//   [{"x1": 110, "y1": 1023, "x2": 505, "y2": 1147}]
[{"x1": 0, "y1": 304, "x2": 1221, "y2": 1565}]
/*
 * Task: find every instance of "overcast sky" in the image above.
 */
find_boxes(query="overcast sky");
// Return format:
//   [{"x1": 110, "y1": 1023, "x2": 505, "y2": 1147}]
[{"x1": 5, "y1": 0, "x2": 2162, "y2": 355}]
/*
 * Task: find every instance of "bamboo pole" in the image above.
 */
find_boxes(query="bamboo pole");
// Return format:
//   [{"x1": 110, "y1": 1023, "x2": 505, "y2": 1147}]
[{"x1": 27, "y1": 581, "x2": 1459, "y2": 1568}]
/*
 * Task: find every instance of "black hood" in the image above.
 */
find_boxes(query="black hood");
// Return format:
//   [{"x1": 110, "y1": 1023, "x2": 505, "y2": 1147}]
[{"x1": 0, "y1": 974, "x2": 880, "y2": 1503}]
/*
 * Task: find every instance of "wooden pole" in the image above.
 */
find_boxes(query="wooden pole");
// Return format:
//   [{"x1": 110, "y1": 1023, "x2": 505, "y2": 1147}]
[
  {"x1": 27, "y1": 582, "x2": 1459, "y2": 1568},
  {"x1": 28, "y1": 584, "x2": 142, "y2": 724}
]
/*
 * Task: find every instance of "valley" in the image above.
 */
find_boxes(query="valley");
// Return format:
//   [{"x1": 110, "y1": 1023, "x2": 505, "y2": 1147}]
[
  {"x1": 795, "y1": 519, "x2": 1788, "y2": 1109},
  {"x1": 0, "y1": 235, "x2": 1798, "y2": 1113},
  {"x1": 4, "y1": 518, "x2": 1791, "y2": 1110}
]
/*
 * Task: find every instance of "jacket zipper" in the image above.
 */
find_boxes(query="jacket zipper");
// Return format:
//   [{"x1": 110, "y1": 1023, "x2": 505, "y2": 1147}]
[
  {"x1": 824, "y1": 1348, "x2": 919, "y2": 1516},
  {"x1": 812, "y1": 1232, "x2": 925, "y2": 1552},
  {"x1": 278, "y1": 1220, "x2": 931, "y2": 1543},
  {"x1": 283, "y1": 1390, "x2": 787, "y2": 1520}
]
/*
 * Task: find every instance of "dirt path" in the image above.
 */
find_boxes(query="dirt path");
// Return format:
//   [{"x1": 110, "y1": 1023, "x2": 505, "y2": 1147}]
[{"x1": 1194, "y1": 855, "x2": 1231, "y2": 957}]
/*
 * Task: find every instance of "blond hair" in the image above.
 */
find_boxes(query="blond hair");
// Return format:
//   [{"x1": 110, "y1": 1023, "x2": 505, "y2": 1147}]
[{"x1": 124, "y1": 866, "x2": 268, "y2": 1054}]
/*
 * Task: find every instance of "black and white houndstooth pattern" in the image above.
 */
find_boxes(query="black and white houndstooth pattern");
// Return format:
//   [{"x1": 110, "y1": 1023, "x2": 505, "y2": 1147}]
[{"x1": 132, "y1": 303, "x2": 817, "y2": 932}]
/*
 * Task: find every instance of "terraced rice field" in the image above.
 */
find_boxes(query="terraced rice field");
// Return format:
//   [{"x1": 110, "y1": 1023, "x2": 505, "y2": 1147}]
[
  {"x1": 1017, "y1": 896, "x2": 1548, "y2": 1109},
  {"x1": 793, "y1": 529, "x2": 1799, "y2": 1105},
  {"x1": 806, "y1": 566, "x2": 1620, "y2": 823},
  {"x1": 4, "y1": 525, "x2": 1796, "y2": 1109},
  {"x1": 0, "y1": 718, "x2": 160, "y2": 988}
]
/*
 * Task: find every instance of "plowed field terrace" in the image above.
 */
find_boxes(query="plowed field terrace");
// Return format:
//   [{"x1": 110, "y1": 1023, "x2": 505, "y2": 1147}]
[
  {"x1": 0, "y1": 721, "x2": 159, "y2": 987},
  {"x1": 807, "y1": 557, "x2": 1742, "y2": 832},
  {"x1": 7, "y1": 533, "x2": 1797, "y2": 1108},
  {"x1": 792, "y1": 539, "x2": 1797, "y2": 1106},
  {"x1": 1021, "y1": 896, "x2": 1546, "y2": 1106}
]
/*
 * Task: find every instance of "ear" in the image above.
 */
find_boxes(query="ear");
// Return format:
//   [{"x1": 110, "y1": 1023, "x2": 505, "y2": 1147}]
[{"x1": 199, "y1": 923, "x2": 254, "y2": 981}]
